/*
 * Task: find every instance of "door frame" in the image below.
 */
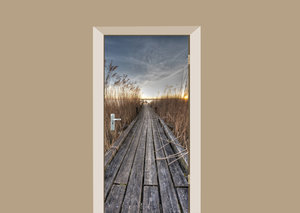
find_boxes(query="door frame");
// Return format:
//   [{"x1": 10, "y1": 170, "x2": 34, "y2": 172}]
[{"x1": 93, "y1": 26, "x2": 201, "y2": 212}]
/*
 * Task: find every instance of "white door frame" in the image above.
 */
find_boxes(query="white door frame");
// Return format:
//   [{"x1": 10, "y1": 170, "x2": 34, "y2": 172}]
[{"x1": 93, "y1": 26, "x2": 201, "y2": 213}]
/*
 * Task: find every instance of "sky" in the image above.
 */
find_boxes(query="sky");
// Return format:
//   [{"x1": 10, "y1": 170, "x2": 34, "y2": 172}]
[{"x1": 104, "y1": 35, "x2": 189, "y2": 98}]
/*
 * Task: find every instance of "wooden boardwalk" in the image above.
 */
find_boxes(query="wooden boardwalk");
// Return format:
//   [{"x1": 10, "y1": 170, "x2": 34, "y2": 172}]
[{"x1": 104, "y1": 105, "x2": 189, "y2": 213}]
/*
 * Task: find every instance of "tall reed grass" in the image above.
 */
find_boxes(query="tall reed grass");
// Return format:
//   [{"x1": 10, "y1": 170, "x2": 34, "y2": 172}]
[
  {"x1": 104, "y1": 61, "x2": 141, "y2": 152},
  {"x1": 150, "y1": 88, "x2": 189, "y2": 149}
]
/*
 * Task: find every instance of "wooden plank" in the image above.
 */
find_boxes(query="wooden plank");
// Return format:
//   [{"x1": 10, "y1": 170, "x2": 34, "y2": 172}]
[
  {"x1": 151, "y1": 113, "x2": 181, "y2": 213},
  {"x1": 159, "y1": 117, "x2": 189, "y2": 173},
  {"x1": 144, "y1": 117, "x2": 158, "y2": 186},
  {"x1": 156, "y1": 121, "x2": 189, "y2": 187},
  {"x1": 104, "y1": 118, "x2": 142, "y2": 199},
  {"x1": 104, "y1": 117, "x2": 138, "y2": 169},
  {"x1": 176, "y1": 188, "x2": 189, "y2": 213},
  {"x1": 121, "y1": 115, "x2": 148, "y2": 213},
  {"x1": 105, "y1": 184, "x2": 126, "y2": 213},
  {"x1": 142, "y1": 186, "x2": 160, "y2": 213},
  {"x1": 114, "y1": 118, "x2": 145, "y2": 185}
]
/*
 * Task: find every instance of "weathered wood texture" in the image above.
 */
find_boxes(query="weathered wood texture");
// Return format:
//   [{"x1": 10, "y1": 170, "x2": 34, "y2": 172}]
[
  {"x1": 152, "y1": 115, "x2": 181, "y2": 213},
  {"x1": 114, "y1": 119, "x2": 145, "y2": 185},
  {"x1": 121, "y1": 110, "x2": 147, "y2": 212},
  {"x1": 144, "y1": 116, "x2": 158, "y2": 186},
  {"x1": 104, "y1": 105, "x2": 189, "y2": 213},
  {"x1": 104, "y1": 119, "x2": 142, "y2": 198},
  {"x1": 104, "y1": 116, "x2": 138, "y2": 169},
  {"x1": 156, "y1": 119, "x2": 188, "y2": 187},
  {"x1": 105, "y1": 184, "x2": 126, "y2": 213},
  {"x1": 159, "y1": 117, "x2": 189, "y2": 172},
  {"x1": 143, "y1": 186, "x2": 160, "y2": 213},
  {"x1": 176, "y1": 188, "x2": 189, "y2": 213}
]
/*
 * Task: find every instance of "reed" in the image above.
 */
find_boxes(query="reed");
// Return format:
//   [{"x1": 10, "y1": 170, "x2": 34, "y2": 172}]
[
  {"x1": 150, "y1": 88, "x2": 189, "y2": 149},
  {"x1": 104, "y1": 61, "x2": 141, "y2": 152}
]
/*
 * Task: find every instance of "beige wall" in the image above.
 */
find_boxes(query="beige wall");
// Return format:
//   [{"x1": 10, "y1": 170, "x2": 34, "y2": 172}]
[{"x1": 1, "y1": 1, "x2": 299, "y2": 212}]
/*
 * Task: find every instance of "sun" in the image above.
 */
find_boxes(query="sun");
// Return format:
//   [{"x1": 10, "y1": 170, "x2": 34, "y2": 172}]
[{"x1": 183, "y1": 95, "x2": 189, "y2": 100}]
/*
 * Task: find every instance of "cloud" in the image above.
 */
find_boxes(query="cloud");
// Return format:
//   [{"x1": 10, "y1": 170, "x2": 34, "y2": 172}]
[{"x1": 105, "y1": 36, "x2": 188, "y2": 97}]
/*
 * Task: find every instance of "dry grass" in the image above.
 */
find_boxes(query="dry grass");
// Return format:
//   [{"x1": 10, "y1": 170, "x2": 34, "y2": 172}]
[
  {"x1": 150, "y1": 89, "x2": 189, "y2": 149},
  {"x1": 104, "y1": 61, "x2": 141, "y2": 152}
]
